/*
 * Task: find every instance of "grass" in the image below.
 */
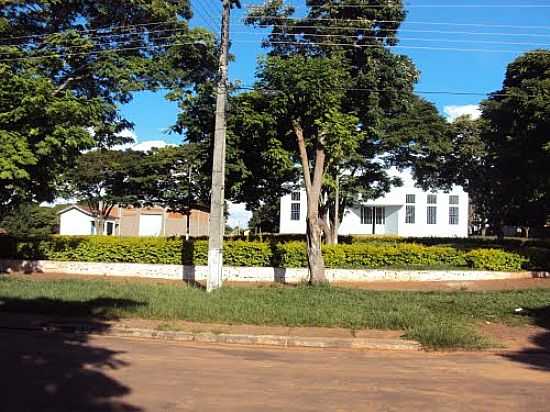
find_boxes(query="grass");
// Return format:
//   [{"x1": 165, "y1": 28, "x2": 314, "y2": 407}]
[{"x1": 0, "y1": 276, "x2": 549, "y2": 350}]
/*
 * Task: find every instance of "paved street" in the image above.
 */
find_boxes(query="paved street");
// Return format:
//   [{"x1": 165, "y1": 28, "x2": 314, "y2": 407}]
[{"x1": 0, "y1": 329, "x2": 549, "y2": 412}]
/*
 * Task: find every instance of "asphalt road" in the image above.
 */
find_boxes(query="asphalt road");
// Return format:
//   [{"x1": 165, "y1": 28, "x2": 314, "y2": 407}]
[{"x1": 0, "y1": 330, "x2": 549, "y2": 412}]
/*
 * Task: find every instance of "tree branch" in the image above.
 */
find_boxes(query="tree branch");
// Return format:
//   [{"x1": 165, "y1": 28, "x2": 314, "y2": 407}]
[{"x1": 293, "y1": 120, "x2": 312, "y2": 194}]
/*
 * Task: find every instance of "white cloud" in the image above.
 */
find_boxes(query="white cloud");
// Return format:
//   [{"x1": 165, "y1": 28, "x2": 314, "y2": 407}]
[
  {"x1": 227, "y1": 202, "x2": 252, "y2": 228},
  {"x1": 443, "y1": 105, "x2": 481, "y2": 122},
  {"x1": 107, "y1": 129, "x2": 174, "y2": 152},
  {"x1": 130, "y1": 140, "x2": 173, "y2": 152}
]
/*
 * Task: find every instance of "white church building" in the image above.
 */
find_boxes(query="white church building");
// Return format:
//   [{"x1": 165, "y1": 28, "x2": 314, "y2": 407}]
[{"x1": 279, "y1": 168, "x2": 469, "y2": 237}]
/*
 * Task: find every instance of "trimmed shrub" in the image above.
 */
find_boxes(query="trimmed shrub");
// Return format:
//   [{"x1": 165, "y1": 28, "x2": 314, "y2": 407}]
[
  {"x1": 0, "y1": 235, "x2": 545, "y2": 272},
  {"x1": 463, "y1": 248, "x2": 527, "y2": 271},
  {"x1": 0, "y1": 236, "x2": 273, "y2": 267},
  {"x1": 276, "y1": 242, "x2": 467, "y2": 269}
]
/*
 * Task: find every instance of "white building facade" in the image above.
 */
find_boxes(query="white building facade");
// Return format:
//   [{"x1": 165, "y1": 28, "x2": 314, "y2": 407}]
[{"x1": 279, "y1": 168, "x2": 469, "y2": 237}]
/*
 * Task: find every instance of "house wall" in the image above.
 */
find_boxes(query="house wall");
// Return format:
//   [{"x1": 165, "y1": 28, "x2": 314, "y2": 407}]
[
  {"x1": 117, "y1": 207, "x2": 210, "y2": 237},
  {"x1": 279, "y1": 168, "x2": 469, "y2": 238},
  {"x1": 58, "y1": 208, "x2": 117, "y2": 236},
  {"x1": 59, "y1": 208, "x2": 94, "y2": 236}
]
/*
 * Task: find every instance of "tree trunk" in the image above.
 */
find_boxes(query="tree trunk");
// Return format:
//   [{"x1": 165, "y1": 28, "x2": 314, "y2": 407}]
[
  {"x1": 523, "y1": 226, "x2": 530, "y2": 239},
  {"x1": 306, "y1": 215, "x2": 326, "y2": 283},
  {"x1": 293, "y1": 121, "x2": 326, "y2": 284},
  {"x1": 481, "y1": 226, "x2": 487, "y2": 237},
  {"x1": 96, "y1": 217, "x2": 105, "y2": 235},
  {"x1": 331, "y1": 177, "x2": 340, "y2": 245}
]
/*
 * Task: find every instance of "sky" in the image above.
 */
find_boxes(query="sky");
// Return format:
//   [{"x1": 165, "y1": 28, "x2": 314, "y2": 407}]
[{"x1": 119, "y1": 0, "x2": 550, "y2": 226}]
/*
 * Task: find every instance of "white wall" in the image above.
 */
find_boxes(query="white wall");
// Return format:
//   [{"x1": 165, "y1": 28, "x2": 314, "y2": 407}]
[
  {"x1": 58, "y1": 208, "x2": 118, "y2": 236},
  {"x1": 279, "y1": 168, "x2": 469, "y2": 238},
  {"x1": 139, "y1": 214, "x2": 164, "y2": 237},
  {"x1": 279, "y1": 192, "x2": 307, "y2": 234},
  {"x1": 59, "y1": 208, "x2": 94, "y2": 236}
]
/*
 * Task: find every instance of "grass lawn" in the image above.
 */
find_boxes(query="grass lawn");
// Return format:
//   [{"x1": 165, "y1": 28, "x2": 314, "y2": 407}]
[{"x1": 0, "y1": 276, "x2": 549, "y2": 350}]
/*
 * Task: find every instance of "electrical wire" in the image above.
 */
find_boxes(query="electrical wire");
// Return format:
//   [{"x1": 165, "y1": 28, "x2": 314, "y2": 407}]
[
  {"x1": 233, "y1": 22, "x2": 550, "y2": 38},
  {"x1": 0, "y1": 41, "x2": 210, "y2": 62},
  {"x1": 241, "y1": 15, "x2": 550, "y2": 30},
  {"x1": 245, "y1": 2, "x2": 550, "y2": 9},
  {"x1": 232, "y1": 38, "x2": 550, "y2": 54},
  {"x1": 229, "y1": 30, "x2": 550, "y2": 47}
]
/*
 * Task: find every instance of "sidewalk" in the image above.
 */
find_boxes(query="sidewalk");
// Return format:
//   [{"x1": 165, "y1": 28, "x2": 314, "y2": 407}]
[{"x1": 0, "y1": 312, "x2": 420, "y2": 351}]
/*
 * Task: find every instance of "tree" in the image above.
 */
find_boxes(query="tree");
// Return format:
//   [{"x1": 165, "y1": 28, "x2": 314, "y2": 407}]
[
  {"x1": 244, "y1": 1, "x2": 422, "y2": 246},
  {"x1": 481, "y1": 50, "x2": 550, "y2": 237},
  {"x1": 0, "y1": 1, "x2": 216, "y2": 216},
  {"x1": 0, "y1": 203, "x2": 62, "y2": 236},
  {"x1": 61, "y1": 149, "x2": 144, "y2": 234},
  {"x1": 248, "y1": 201, "x2": 281, "y2": 234},
  {"x1": 129, "y1": 144, "x2": 210, "y2": 238},
  {"x1": 247, "y1": 55, "x2": 362, "y2": 282}
]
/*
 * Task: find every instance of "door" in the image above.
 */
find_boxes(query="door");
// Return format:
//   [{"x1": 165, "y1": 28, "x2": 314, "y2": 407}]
[
  {"x1": 139, "y1": 214, "x2": 163, "y2": 237},
  {"x1": 374, "y1": 207, "x2": 386, "y2": 235}
]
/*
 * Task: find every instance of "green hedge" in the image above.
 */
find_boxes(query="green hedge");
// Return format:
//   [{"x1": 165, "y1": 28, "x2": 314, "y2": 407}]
[
  {"x1": 0, "y1": 235, "x2": 547, "y2": 272},
  {"x1": 0, "y1": 236, "x2": 273, "y2": 267},
  {"x1": 275, "y1": 241, "x2": 530, "y2": 271}
]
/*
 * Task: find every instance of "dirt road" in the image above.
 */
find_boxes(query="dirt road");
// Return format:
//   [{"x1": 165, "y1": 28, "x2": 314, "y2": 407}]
[{"x1": 0, "y1": 329, "x2": 548, "y2": 411}]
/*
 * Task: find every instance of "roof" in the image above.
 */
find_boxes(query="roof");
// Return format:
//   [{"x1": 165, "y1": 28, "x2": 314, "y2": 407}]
[{"x1": 57, "y1": 205, "x2": 119, "y2": 220}]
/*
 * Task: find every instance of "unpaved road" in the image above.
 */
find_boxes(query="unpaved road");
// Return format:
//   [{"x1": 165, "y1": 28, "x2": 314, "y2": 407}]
[{"x1": 0, "y1": 329, "x2": 549, "y2": 411}]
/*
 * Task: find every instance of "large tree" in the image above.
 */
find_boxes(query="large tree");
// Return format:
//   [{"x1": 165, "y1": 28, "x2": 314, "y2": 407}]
[
  {"x1": 481, "y1": 50, "x2": 550, "y2": 237},
  {"x1": 245, "y1": 0, "x2": 420, "y2": 247},
  {"x1": 0, "y1": 1, "x2": 216, "y2": 216},
  {"x1": 61, "y1": 149, "x2": 144, "y2": 234}
]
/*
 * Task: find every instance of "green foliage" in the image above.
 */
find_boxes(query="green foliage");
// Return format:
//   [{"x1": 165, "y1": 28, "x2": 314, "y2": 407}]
[
  {"x1": 276, "y1": 241, "x2": 536, "y2": 271},
  {"x1": 1, "y1": 236, "x2": 545, "y2": 272},
  {"x1": 131, "y1": 144, "x2": 211, "y2": 213},
  {"x1": 0, "y1": 236, "x2": 274, "y2": 268},
  {"x1": 0, "y1": 204, "x2": 61, "y2": 236},
  {"x1": 0, "y1": 1, "x2": 217, "y2": 214},
  {"x1": 463, "y1": 249, "x2": 527, "y2": 271},
  {"x1": 481, "y1": 51, "x2": 550, "y2": 230}
]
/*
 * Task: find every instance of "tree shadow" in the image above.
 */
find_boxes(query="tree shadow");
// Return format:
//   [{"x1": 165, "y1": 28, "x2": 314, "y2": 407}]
[
  {"x1": 502, "y1": 306, "x2": 550, "y2": 372},
  {"x1": 0, "y1": 296, "x2": 144, "y2": 411}
]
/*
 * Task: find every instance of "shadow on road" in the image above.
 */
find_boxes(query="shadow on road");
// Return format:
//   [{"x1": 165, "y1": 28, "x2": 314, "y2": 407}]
[
  {"x1": 0, "y1": 297, "x2": 143, "y2": 411},
  {"x1": 503, "y1": 306, "x2": 550, "y2": 372}
]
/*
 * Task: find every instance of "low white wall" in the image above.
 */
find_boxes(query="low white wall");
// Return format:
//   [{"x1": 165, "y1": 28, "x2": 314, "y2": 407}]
[{"x1": 0, "y1": 259, "x2": 545, "y2": 283}]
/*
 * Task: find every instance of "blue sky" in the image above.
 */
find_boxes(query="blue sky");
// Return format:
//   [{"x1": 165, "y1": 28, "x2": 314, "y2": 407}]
[
  {"x1": 121, "y1": 0, "x2": 550, "y2": 143},
  {"x1": 119, "y1": 0, "x2": 550, "y2": 226}
]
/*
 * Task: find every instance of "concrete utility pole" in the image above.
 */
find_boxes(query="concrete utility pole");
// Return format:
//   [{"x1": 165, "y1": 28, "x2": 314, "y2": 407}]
[{"x1": 207, "y1": 0, "x2": 239, "y2": 292}]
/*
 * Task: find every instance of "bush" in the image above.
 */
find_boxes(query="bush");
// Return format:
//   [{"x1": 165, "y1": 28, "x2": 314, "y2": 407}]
[
  {"x1": 0, "y1": 236, "x2": 273, "y2": 267},
  {"x1": 276, "y1": 242, "x2": 468, "y2": 269},
  {"x1": 463, "y1": 248, "x2": 527, "y2": 271},
  {"x1": 0, "y1": 235, "x2": 545, "y2": 272}
]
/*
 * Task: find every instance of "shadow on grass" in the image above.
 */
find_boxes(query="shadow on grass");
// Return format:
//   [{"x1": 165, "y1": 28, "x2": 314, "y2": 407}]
[
  {"x1": 503, "y1": 306, "x2": 550, "y2": 371},
  {"x1": 0, "y1": 296, "x2": 144, "y2": 411}
]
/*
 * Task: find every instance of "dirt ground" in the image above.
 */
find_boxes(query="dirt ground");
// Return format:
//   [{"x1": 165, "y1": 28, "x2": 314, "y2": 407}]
[
  {"x1": 0, "y1": 328, "x2": 549, "y2": 412},
  {"x1": 6, "y1": 271, "x2": 550, "y2": 291}
]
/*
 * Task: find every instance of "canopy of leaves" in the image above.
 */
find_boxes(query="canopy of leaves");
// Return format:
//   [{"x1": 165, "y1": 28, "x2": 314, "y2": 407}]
[
  {"x1": 0, "y1": 1, "x2": 217, "y2": 215},
  {"x1": 481, "y1": 50, "x2": 550, "y2": 227},
  {"x1": 61, "y1": 149, "x2": 145, "y2": 219},
  {"x1": 0, "y1": 203, "x2": 62, "y2": 236},
  {"x1": 130, "y1": 144, "x2": 210, "y2": 213}
]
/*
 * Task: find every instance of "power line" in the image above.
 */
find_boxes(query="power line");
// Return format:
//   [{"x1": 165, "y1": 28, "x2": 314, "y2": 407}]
[
  {"x1": 241, "y1": 15, "x2": 550, "y2": 30},
  {"x1": 234, "y1": 85, "x2": 519, "y2": 98},
  {"x1": 0, "y1": 21, "x2": 188, "y2": 42},
  {"x1": 230, "y1": 30, "x2": 550, "y2": 47},
  {"x1": 233, "y1": 22, "x2": 550, "y2": 38},
  {"x1": 0, "y1": 41, "x2": 209, "y2": 62},
  {"x1": 232, "y1": 39, "x2": 550, "y2": 54},
  {"x1": 0, "y1": 30, "x2": 213, "y2": 53},
  {"x1": 245, "y1": 2, "x2": 550, "y2": 9},
  {"x1": 193, "y1": 0, "x2": 221, "y2": 35}
]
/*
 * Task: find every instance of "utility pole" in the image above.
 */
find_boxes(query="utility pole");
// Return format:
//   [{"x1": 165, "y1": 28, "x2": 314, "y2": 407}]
[{"x1": 207, "y1": 0, "x2": 240, "y2": 292}]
